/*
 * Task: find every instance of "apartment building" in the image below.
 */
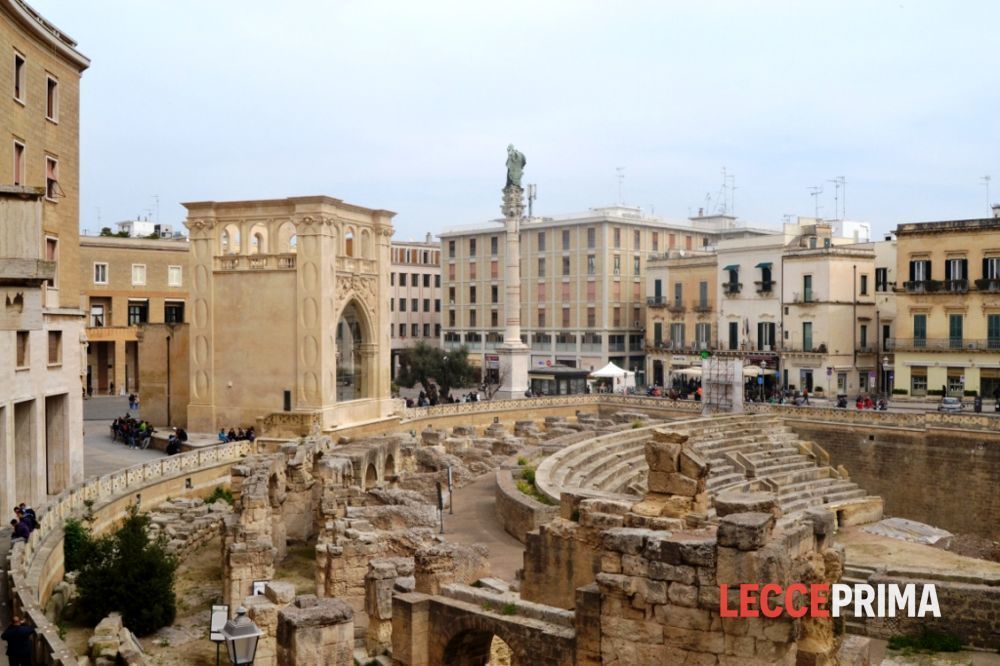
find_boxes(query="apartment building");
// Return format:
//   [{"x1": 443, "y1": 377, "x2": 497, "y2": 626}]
[
  {"x1": 874, "y1": 234, "x2": 898, "y2": 392},
  {"x1": 441, "y1": 206, "x2": 771, "y2": 382},
  {"x1": 890, "y1": 210, "x2": 1000, "y2": 399},
  {"x1": 78, "y1": 235, "x2": 190, "y2": 394},
  {"x1": 0, "y1": 0, "x2": 89, "y2": 517},
  {"x1": 646, "y1": 219, "x2": 878, "y2": 396},
  {"x1": 645, "y1": 251, "x2": 718, "y2": 386},
  {"x1": 390, "y1": 236, "x2": 442, "y2": 375}
]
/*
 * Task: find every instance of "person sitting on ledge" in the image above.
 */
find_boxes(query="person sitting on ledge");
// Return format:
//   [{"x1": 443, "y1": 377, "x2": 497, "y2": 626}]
[{"x1": 218, "y1": 429, "x2": 227, "y2": 442}]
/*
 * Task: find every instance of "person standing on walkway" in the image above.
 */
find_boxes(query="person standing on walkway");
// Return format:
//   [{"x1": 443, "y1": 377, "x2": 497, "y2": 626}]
[{"x1": 2, "y1": 615, "x2": 35, "y2": 665}]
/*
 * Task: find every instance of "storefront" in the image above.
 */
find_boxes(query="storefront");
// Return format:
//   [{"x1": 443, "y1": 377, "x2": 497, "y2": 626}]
[{"x1": 528, "y1": 366, "x2": 590, "y2": 396}]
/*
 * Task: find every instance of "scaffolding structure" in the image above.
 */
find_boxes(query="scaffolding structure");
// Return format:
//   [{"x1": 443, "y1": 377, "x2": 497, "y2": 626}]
[{"x1": 701, "y1": 356, "x2": 744, "y2": 416}]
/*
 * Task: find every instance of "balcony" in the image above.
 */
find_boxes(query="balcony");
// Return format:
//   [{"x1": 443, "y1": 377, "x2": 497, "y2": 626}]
[
  {"x1": 646, "y1": 296, "x2": 667, "y2": 307},
  {"x1": 754, "y1": 280, "x2": 774, "y2": 294},
  {"x1": 888, "y1": 337, "x2": 1000, "y2": 352},
  {"x1": 692, "y1": 301, "x2": 712, "y2": 313},
  {"x1": 783, "y1": 343, "x2": 828, "y2": 354},
  {"x1": 792, "y1": 291, "x2": 816, "y2": 304},
  {"x1": 975, "y1": 278, "x2": 1000, "y2": 292},
  {"x1": 942, "y1": 279, "x2": 969, "y2": 294},
  {"x1": 215, "y1": 253, "x2": 297, "y2": 271},
  {"x1": 902, "y1": 280, "x2": 939, "y2": 294},
  {"x1": 666, "y1": 300, "x2": 685, "y2": 313},
  {"x1": 722, "y1": 282, "x2": 742, "y2": 295}
]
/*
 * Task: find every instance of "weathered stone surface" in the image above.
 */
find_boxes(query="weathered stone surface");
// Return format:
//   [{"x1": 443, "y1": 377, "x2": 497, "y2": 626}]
[
  {"x1": 718, "y1": 512, "x2": 775, "y2": 551},
  {"x1": 714, "y1": 491, "x2": 781, "y2": 519}
]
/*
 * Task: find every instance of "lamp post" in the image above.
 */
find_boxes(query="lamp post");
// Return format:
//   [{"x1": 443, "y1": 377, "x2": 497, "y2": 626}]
[
  {"x1": 222, "y1": 607, "x2": 261, "y2": 666},
  {"x1": 760, "y1": 360, "x2": 767, "y2": 402},
  {"x1": 882, "y1": 355, "x2": 890, "y2": 396}
]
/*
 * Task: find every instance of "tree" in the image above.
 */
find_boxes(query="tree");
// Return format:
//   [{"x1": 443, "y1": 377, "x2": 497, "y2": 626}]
[
  {"x1": 74, "y1": 505, "x2": 178, "y2": 635},
  {"x1": 396, "y1": 342, "x2": 476, "y2": 401},
  {"x1": 99, "y1": 227, "x2": 113, "y2": 236}
]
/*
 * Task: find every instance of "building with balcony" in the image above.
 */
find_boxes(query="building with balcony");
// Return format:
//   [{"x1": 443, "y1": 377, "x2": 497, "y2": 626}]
[
  {"x1": 181, "y1": 196, "x2": 395, "y2": 432},
  {"x1": 390, "y1": 235, "x2": 442, "y2": 377},
  {"x1": 440, "y1": 206, "x2": 770, "y2": 382},
  {"x1": 874, "y1": 234, "x2": 898, "y2": 392},
  {"x1": 890, "y1": 210, "x2": 1000, "y2": 399},
  {"x1": 644, "y1": 251, "x2": 718, "y2": 387},
  {"x1": 1, "y1": 0, "x2": 89, "y2": 518},
  {"x1": 78, "y1": 235, "x2": 190, "y2": 395}
]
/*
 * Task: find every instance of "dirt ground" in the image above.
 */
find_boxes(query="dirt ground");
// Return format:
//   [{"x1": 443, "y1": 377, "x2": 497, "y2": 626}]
[
  {"x1": 932, "y1": 533, "x2": 1000, "y2": 564},
  {"x1": 839, "y1": 528, "x2": 1000, "y2": 575}
]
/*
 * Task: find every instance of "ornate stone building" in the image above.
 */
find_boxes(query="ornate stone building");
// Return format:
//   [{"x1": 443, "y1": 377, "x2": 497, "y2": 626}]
[{"x1": 182, "y1": 196, "x2": 395, "y2": 433}]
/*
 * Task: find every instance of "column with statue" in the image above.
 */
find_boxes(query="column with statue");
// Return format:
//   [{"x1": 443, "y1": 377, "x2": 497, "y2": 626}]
[{"x1": 495, "y1": 145, "x2": 531, "y2": 400}]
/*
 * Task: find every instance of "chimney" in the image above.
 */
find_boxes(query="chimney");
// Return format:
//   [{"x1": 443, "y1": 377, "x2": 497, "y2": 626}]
[
  {"x1": 426, "y1": 232, "x2": 433, "y2": 243},
  {"x1": 992, "y1": 204, "x2": 1000, "y2": 219},
  {"x1": 698, "y1": 207, "x2": 704, "y2": 216}
]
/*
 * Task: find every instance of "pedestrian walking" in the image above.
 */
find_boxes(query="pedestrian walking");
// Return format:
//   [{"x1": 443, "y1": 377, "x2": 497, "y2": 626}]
[{"x1": 2, "y1": 615, "x2": 36, "y2": 666}]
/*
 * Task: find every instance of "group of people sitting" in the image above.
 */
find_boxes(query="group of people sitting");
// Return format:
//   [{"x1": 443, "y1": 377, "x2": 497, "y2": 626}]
[
  {"x1": 217, "y1": 427, "x2": 256, "y2": 443},
  {"x1": 111, "y1": 415, "x2": 155, "y2": 449},
  {"x1": 9, "y1": 503, "x2": 37, "y2": 543}
]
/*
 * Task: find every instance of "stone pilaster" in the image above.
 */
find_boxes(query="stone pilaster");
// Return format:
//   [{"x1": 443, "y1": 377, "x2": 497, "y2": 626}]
[
  {"x1": 184, "y1": 217, "x2": 218, "y2": 431},
  {"x1": 294, "y1": 215, "x2": 336, "y2": 410},
  {"x1": 496, "y1": 185, "x2": 530, "y2": 400}
]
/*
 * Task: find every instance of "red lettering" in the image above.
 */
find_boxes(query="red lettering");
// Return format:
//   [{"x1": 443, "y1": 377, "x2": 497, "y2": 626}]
[
  {"x1": 809, "y1": 584, "x2": 830, "y2": 618},
  {"x1": 719, "y1": 585, "x2": 737, "y2": 617},
  {"x1": 785, "y1": 583, "x2": 808, "y2": 618},
  {"x1": 760, "y1": 584, "x2": 782, "y2": 618},
  {"x1": 740, "y1": 584, "x2": 759, "y2": 617}
]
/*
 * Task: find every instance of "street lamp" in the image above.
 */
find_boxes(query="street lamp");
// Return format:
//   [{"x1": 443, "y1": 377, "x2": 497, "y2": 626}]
[{"x1": 222, "y1": 607, "x2": 261, "y2": 666}]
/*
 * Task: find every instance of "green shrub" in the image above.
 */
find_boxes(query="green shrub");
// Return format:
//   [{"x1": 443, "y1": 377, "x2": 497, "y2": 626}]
[
  {"x1": 76, "y1": 505, "x2": 178, "y2": 636},
  {"x1": 516, "y1": 456, "x2": 528, "y2": 467},
  {"x1": 205, "y1": 486, "x2": 235, "y2": 506},
  {"x1": 964, "y1": 390, "x2": 978, "y2": 397},
  {"x1": 500, "y1": 603, "x2": 517, "y2": 615},
  {"x1": 892, "y1": 388, "x2": 908, "y2": 395},
  {"x1": 888, "y1": 631, "x2": 961, "y2": 653},
  {"x1": 520, "y1": 466, "x2": 536, "y2": 485},
  {"x1": 631, "y1": 420, "x2": 644, "y2": 429},
  {"x1": 928, "y1": 389, "x2": 944, "y2": 396},
  {"x1": 63, "y1": 517, "x2": 94, "y2": 573}
]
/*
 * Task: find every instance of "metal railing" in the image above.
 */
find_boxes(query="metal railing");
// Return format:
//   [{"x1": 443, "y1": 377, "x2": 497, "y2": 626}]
[
  {"x1": 722, "y1": 282, "x2": 742, "y2": 295},
  {"x1": 887, "y1": 337, "x2": 1000, "y2": 351}
]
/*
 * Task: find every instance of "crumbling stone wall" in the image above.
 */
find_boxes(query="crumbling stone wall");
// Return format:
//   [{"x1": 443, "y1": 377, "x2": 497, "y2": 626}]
[
  {"x1": 364, "y1": 558, "x2": 415, "y2": 655},
  {"x1": 276, "y1": 595, "x2": 355, "y2": 666}
]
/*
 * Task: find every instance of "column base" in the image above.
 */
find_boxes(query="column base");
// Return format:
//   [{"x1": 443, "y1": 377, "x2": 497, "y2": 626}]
[{"x1": 496, "y1": 343, "x2": 530, "y2": 400}]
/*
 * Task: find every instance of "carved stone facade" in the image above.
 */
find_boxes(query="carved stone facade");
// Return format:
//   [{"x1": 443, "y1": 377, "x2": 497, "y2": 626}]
[{"x1": 182, "y1": 196, "x2": 396, "y2": 433}]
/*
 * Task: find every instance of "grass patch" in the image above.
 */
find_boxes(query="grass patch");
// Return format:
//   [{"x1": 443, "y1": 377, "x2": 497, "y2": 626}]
[
  {"x1": 888, "y1": 631, "x2": 962, "y2": 653},
  {"x1": 205, "y1": 486, "x2": 234, "y2": 506},
  {"x1": 500, "y1": 603, "x2": 517, "y2": 616},
  {"x1": 631, "y1": 420, "x2": 644, "y2": 429},
  {"x1": 516, "y1": 456, "x2": 528, "y2": 466},
  {"x1": 514, "y1": 465, "x2": 556, "y2": 506}
]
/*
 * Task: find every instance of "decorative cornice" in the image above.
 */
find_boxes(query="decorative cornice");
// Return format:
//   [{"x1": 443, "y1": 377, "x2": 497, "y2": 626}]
[{"x1": 1, "y1": 0, "x2": 90, "y2": 70}]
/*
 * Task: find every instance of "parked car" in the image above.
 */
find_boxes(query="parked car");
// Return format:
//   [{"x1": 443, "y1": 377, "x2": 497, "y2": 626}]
[{"x1": 937, "y1": 396, "x2": 964, "y2": 412}]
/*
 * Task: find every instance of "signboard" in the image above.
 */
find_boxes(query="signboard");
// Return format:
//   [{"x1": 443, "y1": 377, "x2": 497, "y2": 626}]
[
  {"x1": 210, "y1": 605, "x2": 229, "y2": 643},
  {"x1": 826, "y1": 367, "x2": 833, "y2": 377},
  {"x1": 546, "y1": 359, "x2": 552, "y2": 367},
  {"x1": 757, "y1": 376, "x2": 764, "y2": 385},
  {"x1": 484, "y1": 354, "x2": 500, "y2": 370}
]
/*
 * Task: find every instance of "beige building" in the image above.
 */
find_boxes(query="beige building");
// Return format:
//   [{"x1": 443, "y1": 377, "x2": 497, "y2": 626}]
[
  {"x1": 0, "y1": 0, "x2": 88, "y2": 518},
  {"x1": 78, "y1": 235, "x2": 189, "y2": 395},
  {"x1": 874, "y1": 233, "x2": 898, "y2": 392},
  {"x1": 891, "y1": 210, "x2": 1000, "y2": 399},
  {"x1": 644, "y1": 251, "x2": 718, "y2": 386},
  {"x1": 441, "y1": 206, "x2": 768, "y2": 383},
  {"x1": 390, "y1": 236, "x2": 441, "y2": 375},
  {"x1": 182, "y1": 196, "x2": 395, "y2": 432}
]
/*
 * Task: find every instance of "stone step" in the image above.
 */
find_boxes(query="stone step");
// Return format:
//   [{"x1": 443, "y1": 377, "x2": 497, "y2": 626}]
[
  {"x1": 560, "y1": 440, "x2": 648, "y2": 486},
  {"x1": 755, "y1": 458, "x2": 817, "y2": 477},
  {"x1": 743, "y1": 446, "x2": 802, "y2": 461},
  {"x1": 778, "y1": 477, "x2": 855, "y2": 498},
  {"x1": 585, "y1": 452, "x2": 649, "y2": 493}
]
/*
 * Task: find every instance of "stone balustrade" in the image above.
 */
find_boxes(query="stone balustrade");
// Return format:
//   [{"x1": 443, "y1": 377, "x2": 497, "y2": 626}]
[{"x1": 5, "y1": 439, "x2": 254, "y2": 665}]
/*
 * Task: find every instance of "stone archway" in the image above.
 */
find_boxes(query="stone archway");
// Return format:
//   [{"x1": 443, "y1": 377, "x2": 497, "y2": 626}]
[
  {"x1": 364, "y1": 462, "x2": 378, "y2": 489},
  {"x1": 336, "y1": 300, "x2": 375, "y2": 402},
  {"x1": 384, "y1": 453, "x2": 395, "y2": 481}
]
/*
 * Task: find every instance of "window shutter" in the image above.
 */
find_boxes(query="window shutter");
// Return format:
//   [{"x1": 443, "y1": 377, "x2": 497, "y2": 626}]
[
  {"x1": 961, "y1": 259, "x2": 968, "y2": 281},
  {"x1": 945, "y1": 261, "x2": 952, "y2": 280},
  {"x1": 926, "y1": 261, "x2": 932, "y2": 280},
  {"x1": 909, "y1": 261, "x2": 915, "y2": 282},
  {"x1": 984, "y1": 258, "x2": 989, "y2": 279}
]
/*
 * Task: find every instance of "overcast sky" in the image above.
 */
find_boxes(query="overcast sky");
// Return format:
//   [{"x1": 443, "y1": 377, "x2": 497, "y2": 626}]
[{"x1": 33, "y1": 0, "x2": 1000, "y2": 240}]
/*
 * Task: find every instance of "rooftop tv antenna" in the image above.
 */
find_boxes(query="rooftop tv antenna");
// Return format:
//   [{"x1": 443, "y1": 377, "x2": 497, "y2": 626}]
[
  {"x1": 982, "y1": 175, "x2": 992, "y2": 214},
  {"x1": 808, "y1": 186, "x2": 824, "y2": 219},
  {"x1": 827, "y1": 176, "x2": 845, "y2": 219},
  {"x1": 714, "y1": 167, "x2": 736, "y2": 215},
  {"x1": 526, "y1": 183, "x2": 537, "y2": 218},
  {"x1": 616, "y1": 167, "x2": 625, "y2": 205}
]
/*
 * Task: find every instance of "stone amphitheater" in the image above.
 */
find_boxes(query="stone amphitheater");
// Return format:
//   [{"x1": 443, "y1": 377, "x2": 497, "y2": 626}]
[
  {"x1": 535, "y1": 413, "x2": 880, "y2": 524},
  {"x1": 5, "y1": 396, "x2": 999, "y2": 665}
]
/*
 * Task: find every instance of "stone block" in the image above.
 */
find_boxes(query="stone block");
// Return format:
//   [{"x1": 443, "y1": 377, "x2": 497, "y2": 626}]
[
  {"x1": 678, "y1": 448, "x2": 710, "y2": 479},
  {"x1": 647, "y1": 561, "x2": 697, "y2": 585},
  {"x1": 601, "y1": 527, "x2": 656, "y2": 555},
  {"x1": 718, "y1": 512, "x2": 775, "y2": 551},
  {"x1": 667, "y1": 582, "x2": 698, "y2": 607},
  {"x1": 265, "y1": 581, "x2": 296, "y2": 605},
  {"x1": 715, "y1": 491, "x2": 781, "y2": 519},
  {"x1": 645, "y1": 439, "x2": 681, "y2": 473}
]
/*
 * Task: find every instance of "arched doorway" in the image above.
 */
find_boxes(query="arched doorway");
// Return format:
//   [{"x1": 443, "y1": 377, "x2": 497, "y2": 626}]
[
  {"x1": 336, "y1": 301, "x2": 372, "y2": 402},
  {"x1": 364, "y1": 462, "x2": 378, "y2": 489},
  {"x1": 442, "y1": 631, "x2": 514, "y2": 666},
  {"x1": 384, "y1": 454, "x2": 395, "y2": 481}
]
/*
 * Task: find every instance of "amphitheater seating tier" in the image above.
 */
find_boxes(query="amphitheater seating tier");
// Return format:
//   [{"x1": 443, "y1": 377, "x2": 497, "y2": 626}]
[{"x1": 535, "y1": 414, "x2": 871, "y2": 521}]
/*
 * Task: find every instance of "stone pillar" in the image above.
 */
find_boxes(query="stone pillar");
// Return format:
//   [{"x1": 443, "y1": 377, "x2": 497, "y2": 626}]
[
  {"x1": 495, "y1": 186, "x2": 530, "y2": 400},
  {"x1": 413, "y1": 542, "x2": 489, "y2": 596},
  {"x1": 244, "y1": 582, "x2": 298, "y2": 666},
  {"x1": 364, "y1": 561, "x2": 398, "y2": 654},
  {"x1": 223, "y1": 540, "x2": 277, "y2": 612},
  {"x1": 293, "y1": 215, "x2": 336, "y2": 411},
  {"x1": 390, "y1": 593, "x2": 431, "y2": 666},
  {"x1": 113, "y1": 340, "x2": 127, "y2": 395},
  {"x1": 276, "y1": 595, "x2": 354, "y2": 666},
  {"x1": 184, "y1": 216, "x2": 218, "y2": 431}
]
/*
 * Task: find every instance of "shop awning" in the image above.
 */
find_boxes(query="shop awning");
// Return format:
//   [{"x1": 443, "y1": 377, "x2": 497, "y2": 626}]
[
  {"x1": 723, "y1": 264, "x2": 740, "y2": 271},
  {"x1": 755, "y1": 262, "x2": 772, "y2": 269}
]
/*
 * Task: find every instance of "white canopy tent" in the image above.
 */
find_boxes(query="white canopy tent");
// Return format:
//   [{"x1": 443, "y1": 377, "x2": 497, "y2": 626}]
[
  {"x1": 675, "y1": 367, "x2": 703, "y2": 377},
  {"x1": 589, "y1": 362, "x2": 636, "y2": 392}
]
